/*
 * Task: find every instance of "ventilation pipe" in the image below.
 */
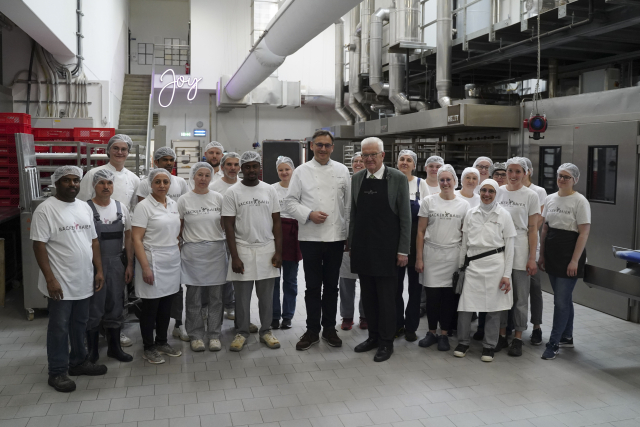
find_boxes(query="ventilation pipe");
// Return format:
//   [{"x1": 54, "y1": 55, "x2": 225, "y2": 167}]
[
  {"x1": 548, "y1": 58, "x2": 558, "y2": 98},
  {"x1": 436, "y1": 0, "x2": 453, "y2": 107},
  {"x1": 369, "y1": 8, "x2": 390, "y2": 96},
  {"x1": 348, "y1": 6, "x2": 369, "y2": 121},
  {"x1": 360, "y1": 0, "x2": 375, "y2": 75},
  {"x1": 335, "y1": 18, "x2": 355, "y2": 124},
  {"x1": 224, "y1": 0, "x2": 364, "y2": 101},
  {"x1": 389, "y1": 54, "x2": 427, "y2": 114}
]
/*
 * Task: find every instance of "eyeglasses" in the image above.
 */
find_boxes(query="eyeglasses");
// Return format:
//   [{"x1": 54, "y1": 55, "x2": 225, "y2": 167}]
[
  {"x1": 361, "y1": 152, "x2": 382, "y2": 159},
  {"x1": 494, "y1": 172, "x2": 507, "y2": 178},
  {"x1": 110, "y1": 147, "x2": 129, "y2": 153},
  {"x1": 314, "y1": 143, "x2": 333, "y2": 149},
  {"x1": 558, "y1": 174, "x2": 573, "y2": 181},
  {"x1": 476, "y1": 165, "x2": 490, "y2": 170}
]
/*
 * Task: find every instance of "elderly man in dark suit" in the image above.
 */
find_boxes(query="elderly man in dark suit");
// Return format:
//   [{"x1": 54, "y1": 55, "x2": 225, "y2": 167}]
[{"x1": 349, "y1": 137, "x2": 412, "y2": 362}]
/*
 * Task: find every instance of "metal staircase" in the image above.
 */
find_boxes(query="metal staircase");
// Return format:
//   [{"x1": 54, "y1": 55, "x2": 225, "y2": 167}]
[{"x1": 117, "y1": 75, "x2": 151, "y2": 172}]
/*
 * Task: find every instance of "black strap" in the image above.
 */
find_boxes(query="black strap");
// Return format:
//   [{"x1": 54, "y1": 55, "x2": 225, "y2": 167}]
[
  {"x1": 86, "y1": 200, "x2": 101, "y2": 223},
  {"x1": 416, "y1": 178, "x2": 421, "y2": 201},
  {"x1": 115, "y1": 200, "x2": 123, "y2": 223},
  {"x1": 464, "y1": 246, "x2": 505, "y2": 268}
]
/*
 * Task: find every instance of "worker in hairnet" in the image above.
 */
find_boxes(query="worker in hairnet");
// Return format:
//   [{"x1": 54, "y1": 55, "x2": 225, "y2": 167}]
[
  {"x1": 492, "y1": 162, "x2": 507, "y2": 186},
  {"x1": 424, "y1": 155, "x2": 445, "y2": 195},
  {"x1": 86, "y1": 169, "x2": 134, "y2": 365},
  {"x1": 222, "y1": 151, "x2": 282, "y2": 352},
  {"x1": 77, "y1": 134, "x2": 140, "y2": 348},
  {"x1": 472, "y1": 156, "x2": 493, "y2": 194},
  {"x1": 204, "y1": 141, "x2": 225, "y2": 183},
  {"x1": 494, "y1": 157, "x2": 540, "y2": 357},
  {"x1": 32, "y1": 166, "x2": 107, "y2": 393},
  {"x1": 137, "y1": 147, "x2": 190, "y2": 341},
  {"x1": 456, "y1": 167, "x2": 481, "y2": 209}
]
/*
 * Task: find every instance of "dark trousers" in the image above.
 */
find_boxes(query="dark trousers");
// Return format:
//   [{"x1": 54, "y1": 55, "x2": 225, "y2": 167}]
[
  {"x1": 88, "y1": 256, "x2": 125, "y2": 330},
  {"x1": 396, "y1": 266, "x2": 421, "y2": 333},
  {"x1": 47, "y1": 297, "x2": 90, "y2": 376},
  {"x1": 299, "y1": 241, "x2": 344, "y2": 333},
  {"x1": 273, "y1": 260, "x2": 299, "y2": 321},
  {"x1": 425, "y1": 286, "x2": 456, "y2": 332},
  {"x1": 360, "y1": 274, "x2": 397, "y2": 347},
  {"x1": 140, "y1": 294, "x2": 174, "y2": 350}
]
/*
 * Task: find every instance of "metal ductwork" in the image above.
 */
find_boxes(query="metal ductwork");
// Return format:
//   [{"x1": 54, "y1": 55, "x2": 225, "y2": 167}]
[
  {"x1": 360, "y1": 0, "x2": 375, "y2": 75},
  {"x1": 223, "y1": 0, "x2": 364, "y2": 102},
  {"x1": 389, "y1": 54, "x2": 427, "y2": 114},
  {"x1": 348, "y1": 6, "x2": 369, "y2": 121},
  {"x1": 369, "y1": 8, "x2": 390, "y2": 96},
  {"x1": 436, "y1": 0, "x2": 453, "y2": 108},
  {"x1": 548, "y1": 58, "x2": 558, "y2": 98},
  {"x1": 335, "y1": 18, "x2": 355, "y2": 124}
]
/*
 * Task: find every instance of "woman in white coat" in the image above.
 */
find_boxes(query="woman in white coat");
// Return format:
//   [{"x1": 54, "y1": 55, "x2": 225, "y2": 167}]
[
  {"x1": 132, "y1": 168, "x2": 183, "y2": 364},
  {"x1": 415, "y1": 165, "x2": 469, "y2": 351},
  {"x1": 453, "y1": 179, "x2": 517, "y2": 362},
  {"x1": 455, "y1": 167, "x2": 481, "y2": 209}
]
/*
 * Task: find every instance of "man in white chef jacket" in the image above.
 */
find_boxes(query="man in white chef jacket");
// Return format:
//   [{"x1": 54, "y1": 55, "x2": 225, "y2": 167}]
[
  {"x1": 32, "y1": 166, "x2": 108, "y2": 393},
  {"x1": 204, "y1": 141, "x2": 225, "y2": 183},
  {"x1": 285, "y1": 130, "x2": 351, "y2": 351},
  {"x1": 77, "y1": 134, "x2": 140, "y2": 348}
]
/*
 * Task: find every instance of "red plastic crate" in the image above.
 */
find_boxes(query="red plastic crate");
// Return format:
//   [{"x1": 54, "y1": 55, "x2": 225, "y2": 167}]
[
  {"x1": 32, "y1": 128, "x2": 73, "y2": 139},
  {"x1": 0, "y1": 166, "x2": 19, "y2": 175},
  {"x1": 0, "y1": 155, "x2": 18, "y2": 166},
  {"x1": 0, "y1": 113, "x2": 31, "y2": 126},
  {"x1": 0, "y1": 196, "x2": 19, "y2": 207},
  {"x1": 73, "y1": 128, "x2": 115, "y2": 139},
  {"x1": 53, "y1": 146, "x2": 74, "y2": 153},
  {"x1": 0, "y1": 187, "x2": 19, "y2": 197},
  {"x1": 0, "y1": 124, "x2": 31, "y2": 134},
  {"x1": 0, "y1": 134, "x2": 15, "y2": 145},
  {"x1": 0, "y1": 144, "x2": 17, "y2": 155},
  {"x1": 0, "y1": 176, "x2": 19, "y2": 186},
  {"x1": 34, "y1": 146, "x2": 50, "y2": 153}
]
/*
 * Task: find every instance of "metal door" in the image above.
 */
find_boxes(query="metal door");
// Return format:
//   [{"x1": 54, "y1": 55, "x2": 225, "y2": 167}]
[{"x1": 526, "y1": 125, "x2": 574, "y2": 190}]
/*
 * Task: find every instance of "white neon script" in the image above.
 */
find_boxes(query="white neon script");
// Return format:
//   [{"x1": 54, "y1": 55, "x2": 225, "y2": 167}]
[{"x1": 158, "y1": 69, "x2": 203, "y2": 108}]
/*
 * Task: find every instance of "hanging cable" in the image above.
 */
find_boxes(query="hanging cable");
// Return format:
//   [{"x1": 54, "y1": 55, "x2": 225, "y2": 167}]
[{"x1": 531, "y1": 0, "x2": 544, "y2": 117}]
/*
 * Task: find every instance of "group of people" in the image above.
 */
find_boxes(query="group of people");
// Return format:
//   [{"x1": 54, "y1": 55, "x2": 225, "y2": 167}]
[{"x1": 32, "y1": 130, "x2": 590, "y2": 394}]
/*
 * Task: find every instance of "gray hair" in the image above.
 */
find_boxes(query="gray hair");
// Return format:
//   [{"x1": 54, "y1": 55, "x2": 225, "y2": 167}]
[{"x1": 361, "y1": 137, "x2": 384, "y2": 152}]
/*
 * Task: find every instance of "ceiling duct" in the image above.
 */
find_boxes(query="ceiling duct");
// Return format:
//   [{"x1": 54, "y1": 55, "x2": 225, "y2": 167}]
[
  {"x1": 348, "y1": 6, "x2": 369, "y2": 121},
  {"x1": 335, "y1": 18, "x2": 355, "y2": 124},
  {"x1": 360, "y1": 0, "x2": 375, "y2": 75},
  {"x1": 436, "y1": 0, "x2": 453, "y2": 108},
  {"x1": 369, "y1": 8, "x2": 390, "y2": 97}
]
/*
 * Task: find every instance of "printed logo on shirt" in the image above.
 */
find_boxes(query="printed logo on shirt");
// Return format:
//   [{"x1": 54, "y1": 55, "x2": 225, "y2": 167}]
[
  {"x1": 547, "y1": 206, "x2": 571, "y2": 215},
  {"x1": 499, "y1": 199, "x2": 526, "y2": 208},
  {"x1": 184, "y1": 206, "x2": 221, "y2": 215},
  {"x1": 428, "y1": 211, "x2": 462, "y2": 220},
  {"x1": 101, "y1": 218, "x2": 115, "y2": 224},
  {"x1": 238, "y1": 198, "x2": 270, "y2": 207},
  {"x1": 364, "y1": 190, "x2": 377, "y2": 195},
  {"x1": 59, "y1": 222, "x2": 92, "y2": 232}
]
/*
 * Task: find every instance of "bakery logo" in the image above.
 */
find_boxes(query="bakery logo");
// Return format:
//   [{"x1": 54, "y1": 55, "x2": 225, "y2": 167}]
[
  {"x1": 184, "y1": 206, "x2": 220, "y2": 215},
  {"x1": 429, "y1": 211, "x2": 462, "y2": 220},
  {"x1": 59, "y1": 222, "x2": 91, "y2": 232},
  {"x1": 239, "y1": 198, "x2": 270, "y2": 207},
  {"x1": 547, "y1": 206, "x2": 571, "y2": 215},
  {"x1": 364, "y1": 190, "x2": 377, "y2": 195},
  {"x1": 499, "y1": 199, "x2": 526, "y2": 207}
]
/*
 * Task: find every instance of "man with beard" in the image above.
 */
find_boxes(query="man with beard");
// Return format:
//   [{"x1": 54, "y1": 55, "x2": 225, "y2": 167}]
[{"x1": 204, "y1": 141, "x2": 225, "y2": 183}]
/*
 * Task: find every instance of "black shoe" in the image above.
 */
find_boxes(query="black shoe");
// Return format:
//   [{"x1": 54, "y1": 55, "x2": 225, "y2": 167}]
[
  {"x1": 394, "y1": 327, "x2": 406, "y2": 339},
  {"x1": 495, "y1": 335, "x2": 508, "y2": 352},
  {"x1": 321, "y1": 329, "x2": 343, "y2": 347},
  {"x1": 48, "y1": 374, "x2": 76, "y2": 393},
  {"x1": 530, "y1": 328, "x2": 542, "y2": 346},
  {"x1": 86, "y1": 327, "x2": 100, "y2": 363},
  {"x1": 106, "y1": 328, "x2": 133, "y2": 362},
  {"x1": 506, "y1": 328, "x2": 513, "y2": 337},
  {"x1": 481, "y1": 347, "x2": 494, "y2": 362},
  {"x1": 437, "y1": 335, "x2": 450, "y2": 351},
  {"x1": 271, "y1": 319, "x2": 280, "y2": 329},
  {"x1": 354, "y1": 338, "x2": 379, "y2": 353},
  {"x1": 68, "y1": 360, "x2": 107, "y2": 377},
  {"x1": 541, "y1": 342, "x2": 560, "y2": 360},
  {"x1": 447, "y1": 330, "x2": 455, "y2": 337},
  {"x1": 418, "y1": 332, "x2": 438, "y2": 348},
  {"x1": 472, "y1": 328, "x2": 484, "y2": 341},
  {"x1": 373, "y1": 345, "x2": 393, "y2": 362},
  {"x1": 296, "y1": 331, "x2": 319, "y2": 351},
  {"x1": 405, "y1": 331, "x2": 417, "y2": 342},
  {"x1": 280, "y1": 319, "x2": 292, "y2": 329},
  {"x1": 508, "y1": 338, "x2": 523, "y2": 357},
  {"x1": 453, "y1": 344, "x2": 469, "y2": 358},
  {"x1": 559, "y1": 337, "x2": 574, "y2": 348}
]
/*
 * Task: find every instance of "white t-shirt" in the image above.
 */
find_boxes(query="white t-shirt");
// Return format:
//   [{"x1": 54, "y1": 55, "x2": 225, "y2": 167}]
[
  {"x1": 496, "y1": 186, "x2": 540, "y2": 269},
  {"x1": 418, "y1": 194, "x2": 469, "y2": 246},
  {"x1": 31, "y1": 198, "x2": 98, "y2": 300},
  {"x1": 222, "y1": 181, "x2": 280, "y2": 246},
  {"x1": 92, "y1": 200, "x2": 131, "y2": 231},
  {"x1": 177, "y1": 191, "x2": 225, "y2": 243},
  {"x1": 455, "y1": 190, "x2": 481, "y2": 210},
  {"x1": 272, "y1": 182, "x2": 293, "y2": 219},
  {"x1": 137, "y1": 173, "x2": 189, "y2": 202},
  {"x1": 131, "y1": 195, "x2": 181, "y2": 248},
  {"x1": 426, "y1": 184, "x2": 441, "y2": 195},
  {"x1": 408, "y1": 177, "x2": 429, "y2": 202},
  {"x1": 527, "y1": 183, "x2": 547, "y2": 208},
  {"x1": 542, "y1": 192, "x2": 591, "y2": 233},
  {"x1": 209, "y1": 178, "x2": 236, "y2": 196}
]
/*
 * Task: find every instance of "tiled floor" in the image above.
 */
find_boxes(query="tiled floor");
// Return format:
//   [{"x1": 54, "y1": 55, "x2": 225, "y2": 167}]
[{"x1": 1, "y1": 270, "x2": 640, "y2": 427}]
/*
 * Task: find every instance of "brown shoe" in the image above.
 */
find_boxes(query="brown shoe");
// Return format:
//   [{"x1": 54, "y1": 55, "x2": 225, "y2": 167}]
[
  {"x1": 296, "y1": 331, "x2": 320, "y2": 351},
  {"x1": 359, "y1": 318, "x2": 368, "y2": 330},
  {"x1": 322, "y1": 329, "x2": 343, "y2": 347}
]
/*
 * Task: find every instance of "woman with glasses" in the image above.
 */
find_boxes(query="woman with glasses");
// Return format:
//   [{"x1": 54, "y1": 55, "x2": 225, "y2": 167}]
[
  {"x1": 416, "y1": 165, "x2": 469, "y2": 352},
  {"x1": 472, "y1": 157, "x2": 493, "y2": 194},
  {"x1": 455, "y1": 167, "x2": 481, "y2": 209},
  {"x1": 424, "y1": 156, "x2": 444, "y2": 195},
  {"x1": 492, "y1": 163, "x2": 508, "y2": 186},
  {"x1": 538, "y1": 164, "x2": 590, "y2": 360}
]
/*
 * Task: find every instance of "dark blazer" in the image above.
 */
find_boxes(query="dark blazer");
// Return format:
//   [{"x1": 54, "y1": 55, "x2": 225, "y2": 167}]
[{"x1": 348, "y1": 166, "x2": 412, "y2": 255}]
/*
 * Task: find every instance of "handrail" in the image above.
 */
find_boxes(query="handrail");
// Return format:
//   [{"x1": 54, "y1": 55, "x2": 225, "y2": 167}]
[{"x1": 144, "y1": 46, "x2": 158, "y2": 176}]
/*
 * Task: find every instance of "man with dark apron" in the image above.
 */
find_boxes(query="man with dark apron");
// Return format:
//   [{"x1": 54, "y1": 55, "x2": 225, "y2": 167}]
[
  {"x1": 86, "y1": 169, "x2": 134, "y2": 363},
  {"x1": 350, "y1": 137, "x2": 412, "y2": 362}
]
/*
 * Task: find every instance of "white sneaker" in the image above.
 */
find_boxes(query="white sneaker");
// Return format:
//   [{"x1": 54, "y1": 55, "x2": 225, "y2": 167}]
[
  {"x1": 225, "y1": 308, "x2": 235, "y2": 320},
  {"x1": 173, "y1": 325, "x2": 189, "y2": 342},
  {"x1": 229, "y1": 334, "x2": 246, "y2": 352},
  {"x1": 260, "y1": 332, "x2": 281, "y2": 349},
  {"x1": 190, "y1": 339, "x2": 205, "y2": 352},
  {"x1": 209, "y1": 339, "x2": 222, "y2": 352},
  {"x1": 120, "y1": 332, "x2": 132, "y2": 347}
]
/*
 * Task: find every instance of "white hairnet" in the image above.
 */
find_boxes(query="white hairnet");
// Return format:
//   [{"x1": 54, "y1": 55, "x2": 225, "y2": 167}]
[
  {"x1": 276, "y1": 156, "x2": 294, "y2": 169},
  {"x1": 472, "y1": 156, "x2": 493, "y2": 168},
  {"x1": 353, "y1": 152, "x2": 362, "y2": 161},
  {"x1": 523, "y1": 157, "x2": 534, "y2": 175},
  {"x1": 52, "y1": 165, "x2": 83, "y2": 184},
  {"x1": 461, "y1": 167, "x2": 480, "y2": 183},
  {"x1": 479, "y1": 179, "x2": 500, "y2": 194},
  {"x1": 92, "y1": 168, "x2": 115, "y2": 188},
  {"x1": 558, "y1": 163, "x2": 580, "y2": 184},
  {"x1": 506, "y1": 157, "x2": 529, "y2": 173},
  {"x1": 437, "y1": 164, "x2": 458, "y2": 188},
  {"x1": 425, "y1": 155, "x2": 445, "y2": 167},
  {"x1": 154, "y1": 147, "x2": 176, "y2": 161},
  {"x1": 398, "y1": 150, "x2": 417, "y2": 169},
  {"x1": 493, "y1": 162, "x2": 507, "y2": 172},
  {"x1": 240, "y1": 151, "x2": 261, "y2": 166},
  {"x1": 106, "y1": 134, "x2": 132, "y2": 157},
  {"x1": 221, "y1": 152, "x2": 240, "y2": 167},
  {"x1": 148, "y1": 168, "x2": 172, "y2": 183},
  {"x1": 205, "y1": 141, "x2": 224, "y2": 152},
  {"x1": 190, "y1": 162, "x2": 214, "y2": 181}
]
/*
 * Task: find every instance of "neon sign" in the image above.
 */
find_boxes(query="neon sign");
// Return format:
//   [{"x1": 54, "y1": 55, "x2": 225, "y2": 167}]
[{"x1": 158, "y1": 69, "x2": 203, "y2": 108}]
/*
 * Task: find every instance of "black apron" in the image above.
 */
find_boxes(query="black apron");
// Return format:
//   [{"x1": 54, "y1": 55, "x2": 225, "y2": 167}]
[
  {"x1": 408, "y1": 178, "x2": 421, "y2": 267},
  {"x1": 544, "y1": 226, "x2": 587, "y2": 278},
  {"x1": 351, "y1": 168, "x2": 401, "y2": 277}
]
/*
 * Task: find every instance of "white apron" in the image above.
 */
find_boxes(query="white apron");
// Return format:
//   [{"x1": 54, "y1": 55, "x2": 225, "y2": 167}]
[
  {"x1": 181, "y1": 241, "x2": 227, "y2": 286},
  {"x1": 512, "y1": 233, "x2": 530, "y2": 271},
  {"x1": 420, "y1": 241, "x2": 460, "y2": 288},
  {"x1": 339, "y1": 252, "x2": 358, "y2": 280},
  {"x1": 458, "y1": 252, "x2": 512, "y2": 312},
  {"x1": 135, "y1": 245, "x2": 181, "y2": 299},
  {"x1": 226, "y1": 240, "x2": 280, "y2": 282}
]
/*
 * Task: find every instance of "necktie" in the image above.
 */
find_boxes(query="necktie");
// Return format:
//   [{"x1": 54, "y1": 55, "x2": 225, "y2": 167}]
[{"x1": 369, "y1": 174, "x2": 376, "y2": 179}]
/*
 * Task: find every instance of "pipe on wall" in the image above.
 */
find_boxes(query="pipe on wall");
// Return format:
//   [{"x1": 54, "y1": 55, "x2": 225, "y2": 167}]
[
  {"x1": 360, "y1": 0, "x2": 375, "y2": 75},
  {"x1": 436, "y1": 0, "x2": 453, "y2": 108},
  {"x1": 348, "y1": 6, "x2": 369, "y2": 121},
  {"x1": 335, "y1": 18, "x2": 355, "y2": 124},
  {"x1": 370, "y1": 8, "x2": 390, "y2": 97},
  {"x1": 389, "y1": 54, "x2": 427, "y2": 114}
]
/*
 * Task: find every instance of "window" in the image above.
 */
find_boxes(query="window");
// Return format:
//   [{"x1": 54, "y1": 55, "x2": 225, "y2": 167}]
[
  {"x1": 251, "y1": 0, "x2": 279, "y2": 44},
  {"x1": 137, "y1": 43, "x2": 154, "y2": 65},
  {"x1": 539, "y1": 146, "x2": 561, "y2": 193},
  {"x1": 587, "y1": 146, "x2": 618, "y2": 204},
  {"x1": 163, "y1": 38, "x2": 188, "y2": 66}
]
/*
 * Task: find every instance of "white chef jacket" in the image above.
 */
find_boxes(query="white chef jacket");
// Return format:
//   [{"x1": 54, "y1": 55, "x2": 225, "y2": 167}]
[
  {"x1": 137, "y1": 173, "x2": 189, "y2": 202},
  {"x1": 78, "y1": 163, "x2": 140, "y2": 210},
  {"x1": 284, "y1": 158, "x2": 351, "y2": 242}
]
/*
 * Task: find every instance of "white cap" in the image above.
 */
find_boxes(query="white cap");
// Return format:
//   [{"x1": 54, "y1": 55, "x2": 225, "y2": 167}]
[{"x1": 52, "y1": 166, "x2": 83, "y2": 184}]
